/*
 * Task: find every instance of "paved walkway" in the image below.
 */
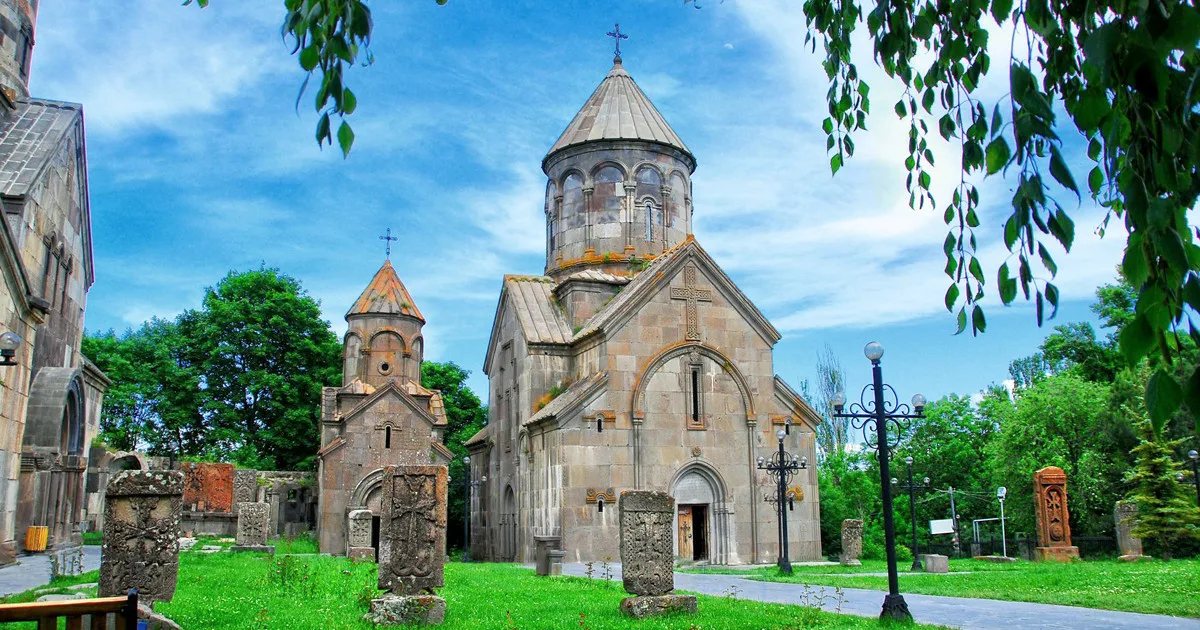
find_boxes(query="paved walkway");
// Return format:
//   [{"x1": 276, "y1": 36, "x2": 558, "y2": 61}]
[
  {"x1": 561, "y1": 562, "x2": 1200, "y2": 630},
  {"x1": 0, "y1": 547, "x2": 102, "y2": 597}
]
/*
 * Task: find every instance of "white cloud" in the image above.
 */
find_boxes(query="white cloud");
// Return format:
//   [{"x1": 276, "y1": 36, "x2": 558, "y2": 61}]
[{"x1": 31, "y1": 1, "x2": 286, "y2": 134}]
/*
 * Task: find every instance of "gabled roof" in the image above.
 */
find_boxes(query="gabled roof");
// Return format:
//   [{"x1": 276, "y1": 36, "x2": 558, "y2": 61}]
[
  {"x1": 572, "y1": 236, "x2": 781, "y2": 345},
  {"x1": 0, "y1": 99, "x2": 82, "y2": 198},
  {"x1": 524, "y1": 371, "x2": 608, "y2": 428},
  {"x1": 340, "y1": 380, "x2": 442, "y2": 428},
  {"x1": 544, "y1": 60, "x2": 693, "y2": 166},
  {"x1": 347, "y1": 260, "x2": 424, "y2": 322},
  {"x1": 483, "y1": 274, "x2": 573, "y2": 372}
]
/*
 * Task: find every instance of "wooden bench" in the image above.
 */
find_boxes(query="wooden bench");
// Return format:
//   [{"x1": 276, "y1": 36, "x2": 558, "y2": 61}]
[{"x1": 0, "y1": 590, "x2": 138, "y2": 629}]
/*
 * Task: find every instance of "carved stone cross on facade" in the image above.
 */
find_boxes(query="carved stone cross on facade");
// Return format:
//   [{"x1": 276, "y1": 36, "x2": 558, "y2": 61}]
[{"x1": 670, "y1": 264, "x2": 712, "y2": 341}]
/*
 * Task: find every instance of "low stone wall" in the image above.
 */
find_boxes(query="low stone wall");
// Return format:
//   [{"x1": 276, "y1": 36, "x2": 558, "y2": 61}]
[{"x1": 181, "y1": 511, "x2": 237, "y2": 537}]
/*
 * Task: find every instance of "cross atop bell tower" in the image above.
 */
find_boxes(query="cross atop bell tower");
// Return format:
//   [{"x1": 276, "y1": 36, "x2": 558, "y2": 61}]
[{"x1": 606, "y1": 24, "x2": 628, "y2": 63}]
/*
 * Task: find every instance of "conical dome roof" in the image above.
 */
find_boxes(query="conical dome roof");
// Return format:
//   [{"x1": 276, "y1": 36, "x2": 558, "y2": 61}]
[
  {"x1": 545, "y1": 59, "x2": 692, "y2": 163},
  {"x1": 346, "y1": 260, "x2": 425, "y2": 322}
]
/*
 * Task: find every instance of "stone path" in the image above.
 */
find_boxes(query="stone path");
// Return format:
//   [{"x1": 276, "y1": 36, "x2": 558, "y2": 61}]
[
  {"x1": 561, "y1": 562, "x2": 1200, "y2": 630},
  {"x1": 0, "y1": 547, "x2": 102, "y2": 597}
]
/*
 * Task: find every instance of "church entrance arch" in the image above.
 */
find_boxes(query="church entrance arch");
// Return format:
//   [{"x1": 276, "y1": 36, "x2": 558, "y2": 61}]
[{"x1": 670, "y1": 462, "x2": 731, "y2": 565}]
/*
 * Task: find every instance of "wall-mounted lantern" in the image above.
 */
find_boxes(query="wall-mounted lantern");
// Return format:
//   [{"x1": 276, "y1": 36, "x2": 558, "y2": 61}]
[{"x1": 0, "y1": 332, "x2": 20, "y2": 367}]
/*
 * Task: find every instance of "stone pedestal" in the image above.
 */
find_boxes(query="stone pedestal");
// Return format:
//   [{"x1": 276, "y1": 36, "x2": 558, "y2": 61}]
[
  {"x1": 920, "y1": 554, "x2": 948, "y2": 573},
  {"x1": 364, "y1": 594, "x2": 446, "y2": 626},
  {"x1": 1035, "y1": 546, "x2": 1080, "y2": 562},
  {"x1": 534, "y1": 535, "x2": 561, "y2": 576},
  {"x1": 839, "y1": 519, "x2": 863, "y2": 566},
  {"x1": 1032, "y1": 466, "x2": 1079, "y2": 562},
  {"x1": 1114, "y1": 501, "x2": 1147, "y2": 561},
  {"x1": 99, "y1": 471, "x2": 184, "y2": 604},
  {"x1": 619, "y1": 595, "x2": 698, "y2": 619},
  {"x1": 547, "y1": 549, "x2": 564, "y2": 576},
  {"x1": 349, "y1": 546, "x2": 377, "y2": 562}
]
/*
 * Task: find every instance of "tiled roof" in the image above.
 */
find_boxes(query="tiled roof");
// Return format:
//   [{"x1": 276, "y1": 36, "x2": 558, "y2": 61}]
[
  {"x1": 524, "y1": 371, "x2": 608, "y2": 427},
  {"x1": 347, "y1": 260, "x2": 424, "y2": 321},
  {"x1": 546, "y1": 60, "x2": 691, "y2": 161},
  {"x1": 463, "y1": 425, "x2": 489, "y2": 448},
  {"x1": 572, "y1": 238, "x2": 691, "y2": 341},
  {"x1": 504, "y1": 275, "x2": 573, "y2": 345},
  {"x1": 0, "y1": 99, "x2": 82, "y2": 198}
]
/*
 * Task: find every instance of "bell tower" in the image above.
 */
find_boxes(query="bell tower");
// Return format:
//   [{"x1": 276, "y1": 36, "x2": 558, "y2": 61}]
[
  {"x1": 0, "y1": 0, "x2": 36, "y2": 108},
  {"x1": 342, "y1": 259, "x2": 425, "y2": 388}
]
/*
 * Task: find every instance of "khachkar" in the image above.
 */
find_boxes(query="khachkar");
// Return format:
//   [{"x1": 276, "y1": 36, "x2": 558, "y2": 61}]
[
  {"x1": 365, "y1": 465, "x2": 448, "y2": 626},
  {"x1": 233, "y1": 469, "x2": 258, "y2": 511},
  {"x1": 99, "y1": 470, "x2": 184, "y2": 605},
  {"x1": 618, "y1": 491, "x2": 698, "y2": 619},
  {"x1": 232, "y1": 502, "x2": 272, "y2": 553},
  {"x1": 348, "y1": 509, "x2": 376, "y2": 561},
  {"x1": 1114, "y1": 501, "x2": 1147, "y2": 561},
  {"x1": 840, "y1": 519, "x2": 864, "y2": 566},
  {"x1": 1033, "y1": 466, "x2": 1080, "y2": 561}
]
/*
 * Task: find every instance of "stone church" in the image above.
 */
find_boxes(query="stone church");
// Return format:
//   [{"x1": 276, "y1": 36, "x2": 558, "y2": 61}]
[
  {"x1": 466, "y1": 55, "x2": 823, "y2": 565},
  {"x1": 316, "y1": 260, "x2": 454, "y2": 557},
  {"x1": 0, "y1": 0, "x2": 108, "y2": 566}
]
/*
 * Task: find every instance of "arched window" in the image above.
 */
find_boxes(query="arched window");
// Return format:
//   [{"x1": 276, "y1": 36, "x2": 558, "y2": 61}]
[
  {"x1": 545, "y1": 180, "x2": 558, "y2": 251},
  {"x1": 669, "y1": 173, "x2": 687, "y2": 228},
  {"x1": 645, "y1": 201, "x2": 653, "y2": 241},
  {"x1": 562, "y1": 173, "x2": 584, "y2": 229},
  {"x1": 636, "y1": 166, "x2": 662, "y2": 203},
  {"x1": 384, "y1": 426, "x2": 392, "y2": 449},
  {"x1": 593, "y1": 166, "x2": 624, "y2": 222},
  {"x1": 344, "y1": 333, "x2": 362, "y2": 383}
]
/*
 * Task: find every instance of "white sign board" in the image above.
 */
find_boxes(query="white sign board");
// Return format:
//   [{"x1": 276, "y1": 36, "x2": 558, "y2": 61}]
[{"x1": 929, "y1": 518, "x2": 955, "y2": 535}]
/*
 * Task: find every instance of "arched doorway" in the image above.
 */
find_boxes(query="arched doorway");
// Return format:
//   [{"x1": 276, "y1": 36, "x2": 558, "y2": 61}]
[
  {"x1": 670, "y1": 463, "x2": 731, "y2": 565},
  {"x1": 501, "y1": 485, "x2": 517, "y2": 562}
]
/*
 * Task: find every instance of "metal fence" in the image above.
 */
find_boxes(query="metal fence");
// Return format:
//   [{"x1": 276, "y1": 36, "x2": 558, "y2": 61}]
[{"x1": 911, "y1": 533, "x2": 1116, "y2": 559}]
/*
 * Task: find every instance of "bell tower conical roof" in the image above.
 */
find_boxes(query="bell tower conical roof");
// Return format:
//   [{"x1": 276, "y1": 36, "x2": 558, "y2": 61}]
[
  {"x1": 543, "y1": 59, "x2": 692, "y2": 166},
  {"x1": 346, "y1": 260, "x2": 425, "y2": 322}
]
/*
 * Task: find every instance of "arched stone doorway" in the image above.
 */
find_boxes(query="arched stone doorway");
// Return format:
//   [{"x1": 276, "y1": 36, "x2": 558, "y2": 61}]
[
  {"x1": 348, "y1": 469, "x2": 386, "y2": 557},
  {"x1": 670, "y1": 462, "x2": 732, "y2": 565}
]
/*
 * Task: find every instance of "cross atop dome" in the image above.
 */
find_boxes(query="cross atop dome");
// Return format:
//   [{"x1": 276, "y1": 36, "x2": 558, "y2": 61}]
[{"x1": 606, "y1": 23, "x2": 629, "y2": 63}]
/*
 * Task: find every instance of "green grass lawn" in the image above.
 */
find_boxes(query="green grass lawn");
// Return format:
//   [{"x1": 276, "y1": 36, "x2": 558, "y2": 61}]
[
  {"x1": 2, "y1": 548, "x2": 933, "y2": 629},
  {"x1": 709, "y1": 558, "x2": 1200, "y2": 618}
]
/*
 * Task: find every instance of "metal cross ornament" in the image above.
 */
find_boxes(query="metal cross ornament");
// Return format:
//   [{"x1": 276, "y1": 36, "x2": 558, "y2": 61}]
[
  {"x1": 607, "y1": 24, "x2": 629, "y2": 60},
  {"x1": 379, "y1": 228, "x2": 398, "y2": 259}
]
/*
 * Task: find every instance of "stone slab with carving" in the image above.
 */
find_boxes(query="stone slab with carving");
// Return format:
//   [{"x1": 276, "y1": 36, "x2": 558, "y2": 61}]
[
  {"x1": 234, "y1": 502, "x2": 269, "y2": 548},
  {"x1": 348, "y1": 509, "x2": 374, "y2": 549},
  {"x1": 619, "y1": 490, "x2": 676, "y2": 597},
  {"x1": 378, "y1": 465, "x2": 447, "y2": 595},
  {"x1": 1033, "y1": 466, "x2": 1079, "y2": 562},
  {"x1": 1114, "y1": 500, "x2": 1147, "y2": 561},
  {"x1": 99, "y1": 471, "x2": 184, "y2": 604},
  {"x1": 232, "y1": 469, "x2": 258, "y2": 512},
  {"x1": 840, "y1": 519, "x2": 863, "y2": 566}
]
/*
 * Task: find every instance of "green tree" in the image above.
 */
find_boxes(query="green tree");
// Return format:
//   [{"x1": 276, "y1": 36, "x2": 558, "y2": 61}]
[
  {"x1": 800, "y1": 343, "x2": 850, "y2": 459},
  {"x1": 987, "y1": 373, "x2": 1118, "y2": 536},
  {"x1": 796, "y1": 0, "x2": 1200, "y2": 432},
  {"x1": 1126, "y1": 413, "x2": 1200, "y2": 560},
  {"x1": 180, "y1": 267, "x2": 341, "y2": 470}
]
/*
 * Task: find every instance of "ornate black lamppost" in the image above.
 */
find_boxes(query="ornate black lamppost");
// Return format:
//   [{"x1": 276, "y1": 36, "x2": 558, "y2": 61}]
[
  {"x1": 832, "y1": 341, "x2": 925, "y2": 622},
  {"x1": 891, "y1": 456, "x2": 930, "y2": 571},
  {"x1": 461, "y1": 456, "x2": 486, "y2": 562},
  {"x1": 757, "y1": 428, "x2": 807, "y2": 575}
]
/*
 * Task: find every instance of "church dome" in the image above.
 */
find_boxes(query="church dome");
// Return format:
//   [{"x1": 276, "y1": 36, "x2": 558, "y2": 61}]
[
  {"x1": 541, "y1": 58, "x2": 696, "y2": 281},
  {"x1": 543, "y1": 59, "x2": 694, "y2": 168}
]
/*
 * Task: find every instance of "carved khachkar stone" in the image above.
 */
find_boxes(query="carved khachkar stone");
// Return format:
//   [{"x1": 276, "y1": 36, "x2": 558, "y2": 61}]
[
  {"x1": 370, "y1": 466, "x2": 448, "y2": 625},
  {"x1": 840, "y1": 519, "x2": 863, "y2": 566},
  {"x1": 348, "y1": 509, "x2": 376, "y2": 561},
  {"x1": 232, "y1": 502, "x2": 271, "y2": 553},
  {"x1": 378, "y1": 465, "x2": 447, "y2": 594},
  {"x1": 1114, "y1": 501, "x2": 1147, "y2": 561},
  {"x1": 617, "y1": 490, "x2": 697, "y2": 618},
  {"x1": 232, "y1": 469, "x2": 258, "y2": 513},
  {"x1": 99, "y1": 471, "x2": 184, "y2": 604},
  {"x1": 1033, "y1": 466, "x2": 1080, "y2": 561}
]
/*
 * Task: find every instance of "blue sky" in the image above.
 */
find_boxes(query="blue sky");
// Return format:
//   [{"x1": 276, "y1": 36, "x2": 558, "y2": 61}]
[{"x1": 31, "y1": 1, "x2": 1124, "y2": 403}]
